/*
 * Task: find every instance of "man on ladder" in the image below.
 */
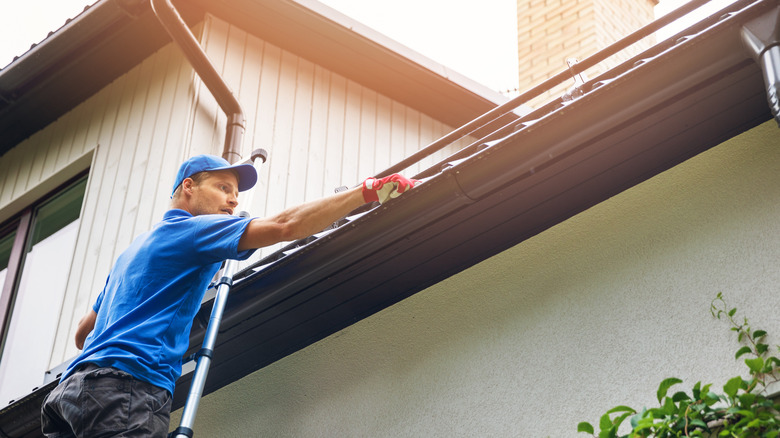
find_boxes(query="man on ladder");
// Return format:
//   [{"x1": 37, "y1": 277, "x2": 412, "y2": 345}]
[{"x1": 40, "y1": 153, "x2": 417, "y2": 437}]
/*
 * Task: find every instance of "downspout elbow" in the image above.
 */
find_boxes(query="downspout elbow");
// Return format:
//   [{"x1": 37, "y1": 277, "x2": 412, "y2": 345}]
[
  {"x1": 741, "y1": 7, "x2": 780, "y2": 127},
  {"x1": 149, "y1": 0, "x2": 246, "y2": 161}
]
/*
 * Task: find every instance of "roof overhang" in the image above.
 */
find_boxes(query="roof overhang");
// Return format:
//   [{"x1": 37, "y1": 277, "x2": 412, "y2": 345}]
[
  {"x1": 173, "y1": 0, "x2": 776, "y2": 409},
  {"x1": 0, "y1": 0, "x2": 178, "y2": 156},
  {"x1": 0, "y1": 0, "x2": 505, "y2": 157}
]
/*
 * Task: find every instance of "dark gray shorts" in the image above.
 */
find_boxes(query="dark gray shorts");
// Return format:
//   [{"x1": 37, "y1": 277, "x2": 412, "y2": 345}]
[{"x1": 40, "y1": 364, "x2": 171, "y2": 438}]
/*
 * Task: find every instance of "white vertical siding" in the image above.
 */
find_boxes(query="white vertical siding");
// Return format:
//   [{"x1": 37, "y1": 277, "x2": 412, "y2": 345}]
[
  {"x1": 51, "y1": 42, "x2": 201, "y2": 365},
  {"x1": 197, "y1": 14, "x2": 470, "y2": 259},
  {"x1": 0, "y1": 87, "x2": 100, "y2": 219},
  {"x1": 0, "y1": 12, "x2": 472, "y2": 374}
]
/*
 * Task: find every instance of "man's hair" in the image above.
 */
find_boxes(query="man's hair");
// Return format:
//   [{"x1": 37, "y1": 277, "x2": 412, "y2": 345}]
[
  {"x1": 170, "y1": 169, "x2": 241, "y2": 200},
  {"x1": 171, "y1": 171, "x2": 210, "y2": 200}
]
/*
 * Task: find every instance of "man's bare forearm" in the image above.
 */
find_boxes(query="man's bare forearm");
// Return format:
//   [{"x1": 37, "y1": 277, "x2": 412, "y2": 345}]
[
  {"x1": 75, "y1": 309, "x2": 97, "y2": 350},
  {"x1": 238, "y1": 186, "x2": 365, "y2": 251}
]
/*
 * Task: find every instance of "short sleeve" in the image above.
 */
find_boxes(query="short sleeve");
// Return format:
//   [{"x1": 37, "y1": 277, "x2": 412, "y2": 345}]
[
  {"x1": 190, "y1": 214, "x2": 256, "y2": 264},
  {"x1": 93, "y1": 286, "x2": 105, "y2": 313}
]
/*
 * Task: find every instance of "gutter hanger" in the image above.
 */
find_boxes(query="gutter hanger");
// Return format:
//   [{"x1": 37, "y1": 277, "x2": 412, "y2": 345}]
[{"x1": 150, "y1": 0, "x2": 246, "y2": 163}]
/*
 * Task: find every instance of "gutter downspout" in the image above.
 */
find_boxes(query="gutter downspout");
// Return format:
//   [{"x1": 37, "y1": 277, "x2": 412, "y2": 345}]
[
  {"x1": 741, "y1": 6, "x2": 780, "y2": 127},
  {"x1": 149, "y1": 0, "x2": 246, "y2": 163}
]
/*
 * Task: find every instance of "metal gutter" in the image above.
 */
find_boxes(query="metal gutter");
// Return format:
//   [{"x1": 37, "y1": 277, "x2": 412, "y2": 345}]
[
  {"x1": 372, "y1": 0, "x2": 726, "y2": 178},
  {"x1": 150, "y1": 0, "x2": 245, "y2": 162}
]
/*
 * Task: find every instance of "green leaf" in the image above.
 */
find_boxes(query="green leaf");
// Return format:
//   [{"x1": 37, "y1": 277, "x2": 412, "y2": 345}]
[
  {"x1": 672, "y1": 391, "x2": 690, "y2": 402},
  {"x1": 611, "y1": 412, "x2": 634, "y2": 430},
  {"x1": 745, "y1": 357, "x2": 764, "y2": 373},
  {"x1": 736, "y1": 409, "x2": 755, "y2": 419},
  {"x1": 629, "y1": 411, "x2": 643, "y2": 429},
  {"x1": 704, "y1": 391, "x2": 720, "y2": 406},
  {"x1": 739, "y1": 392, "x2": 756, "y2": 407},
  {"x1": 598, "y1": 425, "x2": 617, "y2": 438},
  {"x1": 646, "y1": 407, "x2": 666, "y2": 419},
  {"x1": 728, "y1": 307, "x2": 737, "y2": 317},
  {"x1": 634, "y1": 415, "x2": 655, "y2": 427},
  {"x1": 689, "y1": 402, "x2": 706, "y2": 412},
  {"x1": 754, "y1": 330, "x2": 767, "y2": 339},
  {"x1": 605, "y1": 405, "x2": 635, "y2": 415},
  {"x1": 662, "y1": 397, "x2": 677, "y2": 415},
  {"x1": 757, "y1": 343, "x2": 769, "y2": 354},
  {"x1": 600, "y1": 413, "x2": 612, "y2": 431},
  {"x1": 657, "y1": 377, "x2": 683, "y2": 403},
  {"x1": 577, "y1": 422, "x2": 594, "y2": 434},
  {"x1": 689, "y1": 418, "x2": 708, "y2": 429},
  {"x1": 692, "y1": 381, "x2": 702, "y2": 400},
  {"x1": 735, "y1": 346, "x2": 752, "y2": 359},
  {"x1": 724, "y1": 376, "x2": 742, "y2": 398}
]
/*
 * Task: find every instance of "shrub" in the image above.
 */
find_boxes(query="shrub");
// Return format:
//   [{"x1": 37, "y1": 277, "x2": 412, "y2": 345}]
[{"x1": 577, "y1": 293, "x2": 780, "y2": 438}]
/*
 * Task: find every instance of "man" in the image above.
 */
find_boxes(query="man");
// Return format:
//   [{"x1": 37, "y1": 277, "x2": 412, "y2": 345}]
[{"x1": 40, "y1": 154, "x2": 417, "y2": 437}]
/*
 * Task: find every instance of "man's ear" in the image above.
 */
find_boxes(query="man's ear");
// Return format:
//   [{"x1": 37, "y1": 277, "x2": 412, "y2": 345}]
[{"x1": 181, "y1": 177, "x2": 194, "y2": 195}]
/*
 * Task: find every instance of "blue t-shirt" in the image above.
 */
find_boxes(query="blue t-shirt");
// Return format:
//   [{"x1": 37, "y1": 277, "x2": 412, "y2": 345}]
[{"x1": 61, "y1": 209, "x2": 256, "y2": 394}]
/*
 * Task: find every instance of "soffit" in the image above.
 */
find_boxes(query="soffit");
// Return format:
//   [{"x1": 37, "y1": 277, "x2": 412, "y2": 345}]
[{"x1": 0, "y1": 0, "x2": 504, "y2": 157}]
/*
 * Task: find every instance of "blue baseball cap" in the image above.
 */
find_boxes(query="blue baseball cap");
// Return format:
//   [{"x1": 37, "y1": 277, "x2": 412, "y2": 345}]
[{"x1": 171, "y1": 154, "x2": 258, "y2": 197}]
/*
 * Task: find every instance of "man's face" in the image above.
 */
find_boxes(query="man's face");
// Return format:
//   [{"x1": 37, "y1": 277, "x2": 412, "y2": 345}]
[{"x1": 188, "y1": 170, "x2": 240, "y2": 216}]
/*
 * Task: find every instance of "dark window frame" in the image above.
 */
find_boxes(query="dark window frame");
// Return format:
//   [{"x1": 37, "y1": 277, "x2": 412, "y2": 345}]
[{"x1": 0, "y1": 171, "x2": 89, "y2": 355}]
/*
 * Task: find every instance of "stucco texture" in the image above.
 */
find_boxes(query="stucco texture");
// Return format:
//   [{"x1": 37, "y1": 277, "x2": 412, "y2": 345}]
[{"x1": 171, "y1": 120, "x2": 780, "y2": 437}]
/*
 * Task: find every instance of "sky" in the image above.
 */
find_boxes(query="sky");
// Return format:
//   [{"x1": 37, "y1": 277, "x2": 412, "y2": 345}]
[{"x1": 0, "y1": 0, "x2": 739, "y2": 95}]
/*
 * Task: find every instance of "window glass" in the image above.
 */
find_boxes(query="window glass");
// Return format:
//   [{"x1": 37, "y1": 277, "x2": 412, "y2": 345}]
[{"x1": 0, "y1": 177, "x2": 87, "y2": 405}]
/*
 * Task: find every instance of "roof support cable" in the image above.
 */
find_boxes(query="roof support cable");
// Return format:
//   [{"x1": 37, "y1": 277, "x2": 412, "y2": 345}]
[
  {"x1": 741, "y1": 6, "x2": 780, "y2": 127},
  {"x1": 150, "y1": 0, "x2": 246, "y2": 163}
]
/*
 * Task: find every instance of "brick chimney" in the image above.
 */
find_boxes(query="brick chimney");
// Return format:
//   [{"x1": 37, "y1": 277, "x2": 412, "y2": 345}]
[{"x1": 517, "y1": 0, "x2": 659, "y2": 105}]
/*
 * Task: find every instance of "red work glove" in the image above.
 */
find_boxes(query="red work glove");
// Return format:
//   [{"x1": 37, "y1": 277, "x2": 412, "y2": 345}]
[{"x1": 362, "y1": 174, "x2": 419, "y2": 204}]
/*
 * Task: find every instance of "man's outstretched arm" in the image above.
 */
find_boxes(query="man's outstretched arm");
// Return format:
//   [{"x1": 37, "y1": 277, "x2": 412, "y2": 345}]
[
  {"x1": 238, "y1": 174, "x2": 417, "y2": 251},
  {"x1": 238, "y1": 186, "x2": 364, "y2": 251}
]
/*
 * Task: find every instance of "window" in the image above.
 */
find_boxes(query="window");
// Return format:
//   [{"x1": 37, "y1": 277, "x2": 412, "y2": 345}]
[{"x1": 0, "y1": 175, "x2": 88, "y2": 405}]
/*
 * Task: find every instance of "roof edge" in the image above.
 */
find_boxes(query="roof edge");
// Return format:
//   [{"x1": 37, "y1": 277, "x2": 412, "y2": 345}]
[
  {"x1": 0, "y1": 0, "x2": 147, "y2": 93},
  {"x1": 288, "y1": 0, "x2": 510, "y2": 105}
]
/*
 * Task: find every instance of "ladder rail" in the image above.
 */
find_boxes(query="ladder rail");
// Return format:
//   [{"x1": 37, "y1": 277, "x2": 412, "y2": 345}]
[{"x1": 171, "y1": 149, "x2": 267, "y2": 438}]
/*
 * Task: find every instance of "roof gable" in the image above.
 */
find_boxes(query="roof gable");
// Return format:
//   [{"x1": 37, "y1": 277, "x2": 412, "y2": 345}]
[{"x1": 0, "y1": 0, "x2": 506, "y2": 157}]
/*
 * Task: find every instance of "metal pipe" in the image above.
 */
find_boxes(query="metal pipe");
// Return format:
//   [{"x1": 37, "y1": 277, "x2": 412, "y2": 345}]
[
  {"x1": 150, "y1": 0, "x2": 246, "y2": 163},
  {"x1": 741, "y1": 7, "x2": 780, "y2": 126},
  {"x1": 374, "y1": 0, "x2": 749, "y2": 178}
]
